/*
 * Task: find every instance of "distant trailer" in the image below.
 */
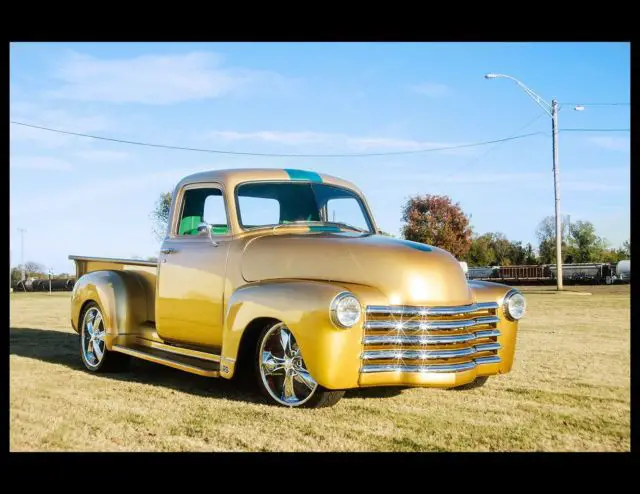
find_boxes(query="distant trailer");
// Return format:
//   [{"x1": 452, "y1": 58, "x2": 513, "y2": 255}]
[
  {"x1": 497, "y1": 265, "x2": 549, "y2": 281},
  {"x1": 547, "y1": 263, "x2": 614, "y2": 284},
  {"x1": 616, "y1": 260, "x2": 630, "y2": 282},
  {"x1": 468, "y1": 267, "x2": 498, "y2": 280}
]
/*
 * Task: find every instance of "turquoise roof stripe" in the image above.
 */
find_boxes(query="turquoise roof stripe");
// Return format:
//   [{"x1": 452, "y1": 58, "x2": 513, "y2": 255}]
[{"x1": 284, "y1": 169, "x2": 323, "y2": 182}]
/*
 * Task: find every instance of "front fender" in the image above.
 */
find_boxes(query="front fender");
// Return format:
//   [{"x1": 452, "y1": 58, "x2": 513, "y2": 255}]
[
  {"x1": 469, "y1": 280, "x2": 520, "y2": 373},
  {"x1": 70, "y1": 270, "x2": 150, "y2": 350},
  {"x1": 221, "y1": 280, "x2": 385, "y2": 389}
]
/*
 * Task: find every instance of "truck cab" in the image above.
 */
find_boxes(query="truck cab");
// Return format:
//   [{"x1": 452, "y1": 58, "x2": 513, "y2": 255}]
[{"x1": 70, "y1": 168, "x2": 526, "y2": 408}]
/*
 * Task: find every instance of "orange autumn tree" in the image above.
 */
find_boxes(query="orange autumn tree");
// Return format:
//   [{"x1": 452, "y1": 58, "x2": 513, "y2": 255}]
[{"x1": 401, "y1": 194, "x2": 473, "y2": 259}]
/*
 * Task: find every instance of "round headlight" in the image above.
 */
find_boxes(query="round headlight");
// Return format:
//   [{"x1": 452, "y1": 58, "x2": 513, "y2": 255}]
[
  {"x1": 504, "y1": 290, "x2": 526, "y2": 321},
  {"x1": 330, "y1": 292, "x2": 362, "y2": 328}
]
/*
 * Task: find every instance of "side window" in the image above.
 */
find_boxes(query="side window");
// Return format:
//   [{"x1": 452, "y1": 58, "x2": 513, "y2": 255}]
[
  {"x1": 325, "y1": 198, "x2": 370, "y2": 231},
  {"x1": 177, "y1": 187, "x2": 229, "y2": 236}
]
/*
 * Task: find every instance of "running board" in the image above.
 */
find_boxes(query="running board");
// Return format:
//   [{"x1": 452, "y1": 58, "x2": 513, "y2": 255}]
[{"x1": 112, "y1": 344, "x2": 220, "y2": 378}]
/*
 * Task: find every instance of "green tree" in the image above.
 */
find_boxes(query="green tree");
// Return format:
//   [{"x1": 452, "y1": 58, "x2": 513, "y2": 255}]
[
  {"x1": 151, "y1": 192, "x2": 172, "y2": 242},
  {"x1": 536, "y1": 215, "x2": 570, "y2": 264},
  {"x1": 491, "y1": 233, "x2": 512, "y2": 265},
  {"x1": 401, "y1": 194, "x2": 473, "y2": 259},
  {"x1": 507, "y1": 240, "x2": 528, "y2": 266},
  {"x1": 567, "y1": 220, "x2": 607, "y2": 263},
  {"x1": 466, "y1": 233, "x2": 496, "y2": 267},
  {"x1": 10, "y1": 267, "x2": 22, "y2": 284},
  {"x1": 618, "y1": 240, "x2": 630, "y2": 260},
  {"x1": 523, "y1": 243, "x2": 538, "y2": 265}
]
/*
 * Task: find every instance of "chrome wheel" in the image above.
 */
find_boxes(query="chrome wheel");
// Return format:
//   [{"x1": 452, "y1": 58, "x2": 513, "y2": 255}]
[
  {"x1": 81, "y1": 306, "x2": 106, "y2": 369},
  {"x1": 258, "y1": 323, "x2": 318, "y2": 407}
]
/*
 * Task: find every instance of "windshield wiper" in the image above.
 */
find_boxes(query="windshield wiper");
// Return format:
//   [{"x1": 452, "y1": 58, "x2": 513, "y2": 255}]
[
  {"x1": 319, "y1": 221, "x2": 367, "y2": 233},
  {"x1": 272, "y1": 220, "x2": 366, "y2": 233}
]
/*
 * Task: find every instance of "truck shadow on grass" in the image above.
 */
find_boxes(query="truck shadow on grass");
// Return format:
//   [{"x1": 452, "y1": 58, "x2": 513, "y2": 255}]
[{"x1": 10, "y1": 327, "x2": 404, "y2": 404}]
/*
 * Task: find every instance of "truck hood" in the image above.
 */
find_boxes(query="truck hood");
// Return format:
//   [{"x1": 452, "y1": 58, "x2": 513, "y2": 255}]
[{"x1": 241, "y1": 232, "x2": 473, "y2": 306}]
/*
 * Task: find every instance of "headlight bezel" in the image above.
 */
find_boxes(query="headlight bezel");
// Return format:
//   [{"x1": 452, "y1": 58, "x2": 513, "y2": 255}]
[
  {"x1": 503, "y1": 289, "x2": 526, "y2": 321},
  {"x1": 330, "y1": 291, "x2": 362, "y2": 329}
]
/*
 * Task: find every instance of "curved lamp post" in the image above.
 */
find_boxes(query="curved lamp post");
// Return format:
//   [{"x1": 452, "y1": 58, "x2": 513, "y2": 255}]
[{"x1": 485, "y1": 73, "x2": 563, "y2": 290}]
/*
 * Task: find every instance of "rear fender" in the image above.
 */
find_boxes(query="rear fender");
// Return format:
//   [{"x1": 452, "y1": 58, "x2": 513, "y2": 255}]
[{"x1": 70, "y1": 270, "x2": 150, "y2": 350}]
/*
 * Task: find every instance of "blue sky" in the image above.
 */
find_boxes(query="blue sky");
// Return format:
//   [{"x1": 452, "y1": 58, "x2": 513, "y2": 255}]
[{"x1": 10, "y1": 42, "x2": 630, "y2": 274}]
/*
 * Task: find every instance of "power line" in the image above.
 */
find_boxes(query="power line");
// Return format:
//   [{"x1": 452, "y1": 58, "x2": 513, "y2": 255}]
[
  {"x1": 561, "y1": 102, "x2": 630, "y2": 106},
  {"x1": 442, "y1": 111, "x2": 549, "y2": 178},
  {"x1": 10, "y1": 120, "x2": 545, "y2": 158},
  {"x1": 561, "y1": 128, "x2": 630, "y2": 132}
]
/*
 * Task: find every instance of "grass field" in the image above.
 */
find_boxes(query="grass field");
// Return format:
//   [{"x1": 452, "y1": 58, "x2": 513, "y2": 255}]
[{"x1": 10, "y1": 285, "x2": 630, "y2": 451}]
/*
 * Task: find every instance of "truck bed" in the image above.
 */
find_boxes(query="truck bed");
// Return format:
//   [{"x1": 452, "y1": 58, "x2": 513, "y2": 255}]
[
  {"x1": 69, "y1": 255, "x2": 157, "y2": 278},
  {"x1": 69, "y1": 255, "x2": 158, "y2": 323}
]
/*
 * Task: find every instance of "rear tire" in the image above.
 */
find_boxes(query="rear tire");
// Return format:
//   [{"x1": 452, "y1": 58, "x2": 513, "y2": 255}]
[
  {"x1": 451, "y1": 376, "x2": 489, "y2": 391},
  {"x1": 254, "y1": 322, "x2": 344, "y2": 408},
  {"x1": 79, "y1": 302, "x2": 130, "y2": 373}
]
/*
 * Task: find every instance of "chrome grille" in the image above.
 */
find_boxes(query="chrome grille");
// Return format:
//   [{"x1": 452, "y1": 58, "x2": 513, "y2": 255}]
[{"x1": 360, "y1": 302, "x2": 502, "y2": 374}]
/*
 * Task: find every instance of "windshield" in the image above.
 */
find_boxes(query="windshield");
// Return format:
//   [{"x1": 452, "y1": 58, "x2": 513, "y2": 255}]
[{"x1": 236, "y1": 182, "x2": 374, "y2": 233}]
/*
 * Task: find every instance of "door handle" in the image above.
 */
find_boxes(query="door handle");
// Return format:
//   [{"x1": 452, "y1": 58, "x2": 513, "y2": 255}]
[{"x1": 160, "y1": 248, "x2": 178, "y2": 255}]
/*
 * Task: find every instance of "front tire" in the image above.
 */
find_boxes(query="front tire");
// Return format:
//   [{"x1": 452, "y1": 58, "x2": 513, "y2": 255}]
[
  {"x1": 255, "y1": 322, "x2": 344, "y2": 408},
  {"x1": 79, "y1": 302, "x2": 130, "y2": 373}
]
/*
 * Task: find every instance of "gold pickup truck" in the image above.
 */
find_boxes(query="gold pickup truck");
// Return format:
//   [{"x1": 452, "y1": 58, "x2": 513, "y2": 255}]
[{"x1": 70, "y1": 168, "x2": 526, "y2": 408}]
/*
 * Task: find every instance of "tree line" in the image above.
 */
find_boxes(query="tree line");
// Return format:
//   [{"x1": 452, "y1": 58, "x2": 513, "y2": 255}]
[
  {"x1": 150, "y1": 191, "x2": 629, "y2": 267},
  {"x1": 401, "y1": 194, "x2": 629, "y2": 267},
  {"x1": 10, "y1": 262, "x2": 72, "y2": 284}
]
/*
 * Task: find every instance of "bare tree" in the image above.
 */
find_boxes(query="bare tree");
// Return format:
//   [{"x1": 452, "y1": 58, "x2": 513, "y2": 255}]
[{"x1": 151, "y1": 192, "x2": 172, "y2": 242}]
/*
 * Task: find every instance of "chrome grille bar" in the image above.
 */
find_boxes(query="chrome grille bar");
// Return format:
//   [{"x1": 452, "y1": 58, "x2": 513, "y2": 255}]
[
  {"x1": 360, "y1": 355, "x2": 501, "y2": 374},
  {"x1": 363, "y1": 329, "x2": 500, "y2": 346},
  {"x1": 362, "y1": 342, "x2": 501, "y2": 361},
  {"x1": 364, "y1": 315, "x2": 499, "y2": 331},
  {"x1": 366, "y1": 301, "x2": 499, "y2": 317}
]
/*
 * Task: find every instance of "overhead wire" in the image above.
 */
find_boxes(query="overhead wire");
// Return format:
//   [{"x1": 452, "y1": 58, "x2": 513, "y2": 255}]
[
  {"x1": 9, "y1": 119, "x2": 628, "y2": 159},
  {"x1": 435, "y1": 111, "x2": 549, "y2": 178},
  {"x1": 10, "y1": 120, "x2": 546, "y2": 159}
]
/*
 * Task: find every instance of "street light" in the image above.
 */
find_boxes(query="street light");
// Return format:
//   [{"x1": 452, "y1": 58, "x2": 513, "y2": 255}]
[{"x1": 484, "y1": 73, "x2": 564, "y2": 290}]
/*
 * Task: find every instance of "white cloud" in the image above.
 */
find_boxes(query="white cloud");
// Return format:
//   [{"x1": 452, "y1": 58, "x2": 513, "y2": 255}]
[
  {"x1": 589, "y1": 136, "x2": 630, "y2": 152},
  {"x1": 209, "y1": 129, "x2": 471, "y2": 155},
  {"x1": 345, "y1": 136, "x2": 465, "y2": 152},
  {"x1": 48, "y1": 51, "x2": 291, "y2": 105},
  {"x1": 210, "y1": 130, "x2": 329, "y2": 146},
  {"x1": 74, "y1": 150, "x2": 130, "y2": 161},
  {"x1": 388, "y1": 171, "x2": 547, "y2": 184},
  {"x1": 409, "y1": 82, "x2": 452, "y2": 97},
  {"x1": 10, "y1": 156, "x2": 72, "y2": 171},
  {"x1": 384, "y1": 168, "x2": 630, "y2": 192}
]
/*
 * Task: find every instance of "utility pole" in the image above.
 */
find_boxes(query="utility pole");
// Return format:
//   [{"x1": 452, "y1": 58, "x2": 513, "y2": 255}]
[
  {"x1": 18, "y1": 228, "x2": 26, "y2": 282},
  {"x1": 484, "y1": 74, "x2": 567, "y2": 291},
  {"x1": 551, "y1": 99, "x2": 563, "y2": 289}
]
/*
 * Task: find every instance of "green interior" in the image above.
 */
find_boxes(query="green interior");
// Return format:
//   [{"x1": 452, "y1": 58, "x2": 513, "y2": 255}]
[{"x1": 178, "y1": 216, "x2": 229, "y2": 236}]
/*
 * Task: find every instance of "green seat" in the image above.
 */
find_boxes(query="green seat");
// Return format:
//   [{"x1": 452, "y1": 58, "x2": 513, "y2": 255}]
[
  {"x1": 178, "y1": 216, "x2": 202, "y2": 236},
  {"x1": 179, "y1": 216, "x2": 229, "y2": 236},
  {"x1": 211, "y1": 226, "x2": 229, "y2": 235}
]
